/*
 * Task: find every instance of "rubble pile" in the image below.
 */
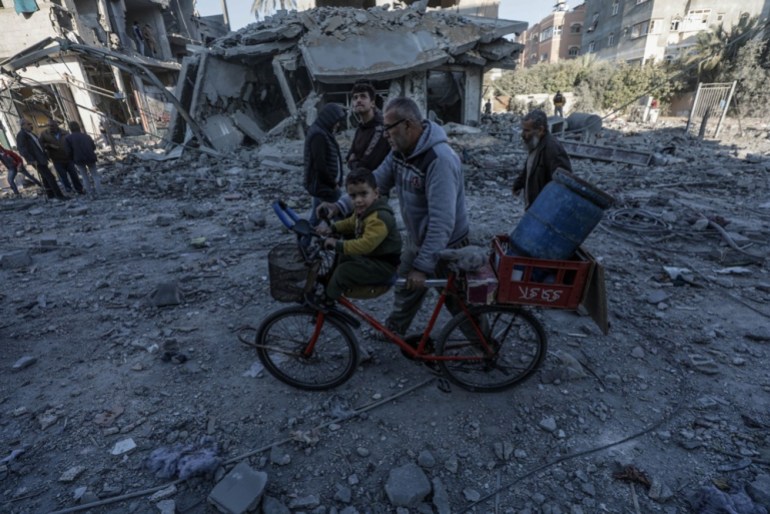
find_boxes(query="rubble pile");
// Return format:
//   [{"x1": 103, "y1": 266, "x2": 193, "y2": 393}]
[{"x1": 1, "y1": 117, "x2": 769, "y2": 513}]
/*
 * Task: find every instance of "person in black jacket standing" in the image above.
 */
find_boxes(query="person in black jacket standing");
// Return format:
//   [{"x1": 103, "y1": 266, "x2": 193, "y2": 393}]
[
  {"x1": 303, "y1": 103, "x2": 346, "y2": 230},
  {"x1": 512, "y1": 109, "x2": 572, "y2": 209},
  {"x1": 346, "y1": 80, "x2": 390, "y2": 173},
  {"x1": 65, "y1": 121, "x2": 101, "y2": 197},
  {"x1": 15, "y1": 119, "x2": 66, "y2": 200}
]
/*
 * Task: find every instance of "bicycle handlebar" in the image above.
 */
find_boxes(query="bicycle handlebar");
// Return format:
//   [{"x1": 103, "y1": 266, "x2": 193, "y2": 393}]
[{"x1": 272, "y1": 200, "x2": 301, "y2": 229}]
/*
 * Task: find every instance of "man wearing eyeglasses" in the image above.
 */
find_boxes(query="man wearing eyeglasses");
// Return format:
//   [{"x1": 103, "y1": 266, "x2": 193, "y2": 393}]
[{"x1": 320, "y1": 97, "x2": 469, "y2": 338}]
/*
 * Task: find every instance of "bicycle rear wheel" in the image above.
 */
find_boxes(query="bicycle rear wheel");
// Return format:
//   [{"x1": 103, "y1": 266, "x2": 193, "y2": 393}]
[
  {"x1": 435, "y1": 305, "x2": 547, "y2": 392},
  {"x1": 256, "y1": 306, "x2": 358, "y2": 391}
]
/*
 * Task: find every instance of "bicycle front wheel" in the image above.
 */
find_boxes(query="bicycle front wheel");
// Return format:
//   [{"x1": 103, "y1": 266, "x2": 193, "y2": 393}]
[
  {"x1": 435, "y1": 305, "x2": 547, "y2": 392},
  {"x1": 256, "y1": 306, "x2": 358, "y2": 391}
]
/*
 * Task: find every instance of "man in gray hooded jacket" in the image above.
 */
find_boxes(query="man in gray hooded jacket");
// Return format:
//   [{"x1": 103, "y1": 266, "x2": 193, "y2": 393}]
[{"x1": 321, "y1": 97, "x2": 469, "y2": 337}]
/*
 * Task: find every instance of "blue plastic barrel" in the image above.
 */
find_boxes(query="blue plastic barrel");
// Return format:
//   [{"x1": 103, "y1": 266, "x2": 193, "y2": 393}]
[{"x1": 509, "y1": 169, "x2": 613, "y2": 260}]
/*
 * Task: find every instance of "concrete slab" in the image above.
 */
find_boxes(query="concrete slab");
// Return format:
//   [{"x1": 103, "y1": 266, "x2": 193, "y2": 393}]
[
  {"x1": 207, "y1": 461, "x2": 267, "y2": 514},
  {"x1": 221, "y1": 41, "x2": 295, "y2": 60},
  {"x1": 203, "y1": 115, "x2": 245, "y2": 153},
  {"x1": 560, "y1": 140, "x2": 653, "y2": 167},
  {"x1": 300, "y1": 28, "x2": 449, "y2": 83},
  {"x1": 478, "y1": 39, "x2": 520, "y2": 61},
  {"x1": 232, "y1": 111, "x2": 266, "y2": 144}
]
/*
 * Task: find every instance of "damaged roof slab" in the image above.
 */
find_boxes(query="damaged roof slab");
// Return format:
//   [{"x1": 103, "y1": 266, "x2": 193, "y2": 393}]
[
  {"x1": 299, "y1": 15, "x2": 526, "y2": 82},
  {"x1": 301, "y1": 28, "x2": 449, "y2": 83},
  {"x1": 210, "y1": 6, "x2": 527, "y2": 81}
]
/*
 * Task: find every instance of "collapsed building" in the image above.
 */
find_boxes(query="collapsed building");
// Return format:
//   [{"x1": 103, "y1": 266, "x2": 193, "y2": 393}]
[
  {"x1": 168, "y1": 4, "x2": 527, "y2": 152},
  {"x1": 0, "y1": 0, "x2": 227, "y2": 149}
]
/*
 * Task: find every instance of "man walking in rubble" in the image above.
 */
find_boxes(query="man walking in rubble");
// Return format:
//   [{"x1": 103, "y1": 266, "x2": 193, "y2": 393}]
[
  {"x1": 15, "y1": 119, "x2": 67, "y2": 200},
  {"x1": 39, "y1": 119, "x2": 85, "y2": 195},
  {"x1": 346, "y1": 80, "x2": 391, "y2": 173},
  {"x1": 304, "y1": 102, "x2": 346, "y2": 235},
  {"x1": 513, "y1": 109, "x2": 572, "y2": 209}
]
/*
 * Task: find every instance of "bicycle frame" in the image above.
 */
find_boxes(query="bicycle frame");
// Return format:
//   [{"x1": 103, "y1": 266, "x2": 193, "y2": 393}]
[{"x1": 328, "y1": 274, "x2": 496, "y2": 362}]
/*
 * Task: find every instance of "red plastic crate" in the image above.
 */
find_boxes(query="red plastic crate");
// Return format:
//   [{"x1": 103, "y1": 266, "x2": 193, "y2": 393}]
[{"x1": 492, "y1": 235, "x2": 593, "y2": 309}]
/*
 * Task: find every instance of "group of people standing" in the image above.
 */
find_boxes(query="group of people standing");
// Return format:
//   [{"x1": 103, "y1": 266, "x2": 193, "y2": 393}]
[
  {"x1": 303, "y1": 80, "x2": 572, "y2": 338},
  {"x1": 3, "y1": 119, "x2": 102, "y2": 200}
]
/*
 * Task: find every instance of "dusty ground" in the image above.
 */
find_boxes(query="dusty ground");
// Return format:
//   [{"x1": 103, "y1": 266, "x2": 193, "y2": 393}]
[{"x1": 1, "y1": 117, "x2": 770, "y2": 514}]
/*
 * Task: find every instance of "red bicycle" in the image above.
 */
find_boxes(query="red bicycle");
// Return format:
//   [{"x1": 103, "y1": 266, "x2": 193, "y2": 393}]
[{"x1": 254, "y1": 201, "x2": 547, "y2": 392}]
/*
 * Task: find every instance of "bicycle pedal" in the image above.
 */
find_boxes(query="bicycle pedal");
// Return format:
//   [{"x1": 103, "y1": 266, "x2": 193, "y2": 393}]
[{"x1": 436, "y1": 378, "x2": 452, "y2": 393}]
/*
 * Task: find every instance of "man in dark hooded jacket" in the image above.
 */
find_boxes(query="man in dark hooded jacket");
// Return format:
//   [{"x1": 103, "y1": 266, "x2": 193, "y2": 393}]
[{"x1": 304, "y1": 103, "x2": 346, "y2": 229}]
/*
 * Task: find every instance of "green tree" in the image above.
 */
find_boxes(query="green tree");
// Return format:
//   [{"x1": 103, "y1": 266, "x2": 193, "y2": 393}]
[{"x1": 684, "y1": 16, "x2": 760, "y2": 84}]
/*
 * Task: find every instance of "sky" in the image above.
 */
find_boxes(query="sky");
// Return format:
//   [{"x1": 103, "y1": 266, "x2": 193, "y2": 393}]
[{"x1": 196, "y1": 0, "x2": 558, "y2": 32}]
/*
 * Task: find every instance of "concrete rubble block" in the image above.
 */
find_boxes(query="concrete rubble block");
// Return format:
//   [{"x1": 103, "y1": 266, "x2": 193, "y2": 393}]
[
  {"x1": 12, "y1": 356, "x2": 37, "y2": 370},
  {"x1": 384, "y1": 463, "x2": 431, "y2": 507},
  {"x1": 207, "y1": 461, "x2": 267, "y2": 514},
  {"x1": 156, "y1": 499, "x2": 175, "y2": 514},
  {"x1": 203, "y1": 115, "x2": 244, "y2": 153},
  {"x1": 431, "y1": 477, "x2": 451, "y2": 514},
  {"x1": 747, "y1": 473, "x2": 770, "y2": 509},
  {"x1": 231, "y1": 111, "x2": 266, "y2": 144},
  {"x1": 478, "y1": 39, "x2": 520, "y2": 61},
  {"x1": 0, "y1": 251, "x2": 32, "y2": 269},
  {"x1": 149, "y1": 282, "x2": 183, "y2": 307},
  {"x1": 261, "y1": 495, "x2": 290, "y2": 514}
]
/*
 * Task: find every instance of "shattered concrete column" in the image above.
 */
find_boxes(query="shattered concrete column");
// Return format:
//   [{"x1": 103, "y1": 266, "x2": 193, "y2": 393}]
[
  {"x1": 271, "y1": 57, "x2": 298, "y2": 117},
  {"x1": 463, "y1": 67, "x2": 482, "y2": 125},
  {"x1": 387, "y1": 80, "x2": 403, "y2": 104},
  {"x1": 167, "y1": 55, "x2": 200, "y2": 144},
  {"x1": 272, "y1": 56, "x2": 303, "y2": 139},
  {"x1": 111, "y1": 66, "x2": 135, "y2": 120},
  {"x1": 189, "y1": 52, "x2": 210, "y2": 122},
  {"x1": 403, "y1": 73, "x2": 427, "y2": 119},
  {"x1": 132, "y1": 76, "x2": 155, "y2": 135}
]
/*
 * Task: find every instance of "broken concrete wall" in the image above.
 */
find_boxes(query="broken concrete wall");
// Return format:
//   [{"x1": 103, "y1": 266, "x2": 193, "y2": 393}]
[{"x1": 200, "y1": 59, "x2": 250, "y2": 106}]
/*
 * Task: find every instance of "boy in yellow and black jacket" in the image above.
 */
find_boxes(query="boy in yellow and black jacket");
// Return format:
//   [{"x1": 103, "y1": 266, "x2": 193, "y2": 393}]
[{"x1": 317, "y1": 168, "x2": 402, "y2": 301}]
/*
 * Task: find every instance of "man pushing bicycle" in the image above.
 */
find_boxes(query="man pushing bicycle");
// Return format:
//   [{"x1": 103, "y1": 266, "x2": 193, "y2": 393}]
[{"x1": 319, "y1": 97, "x2": 470, "y2": 338}]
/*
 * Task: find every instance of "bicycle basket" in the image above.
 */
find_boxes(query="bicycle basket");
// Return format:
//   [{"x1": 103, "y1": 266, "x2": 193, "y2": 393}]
[{"x1": 268, "y1": 243, "x2": 315, "y2": 302}]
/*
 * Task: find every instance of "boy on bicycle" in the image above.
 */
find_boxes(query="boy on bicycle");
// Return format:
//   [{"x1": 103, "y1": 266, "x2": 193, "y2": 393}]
[{"x1": 316, "y1": 168, "x2": 402, "y2": 303}]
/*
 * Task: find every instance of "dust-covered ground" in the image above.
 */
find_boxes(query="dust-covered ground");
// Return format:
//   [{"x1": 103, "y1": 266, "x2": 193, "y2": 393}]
[{"x1": 1, "y1": 116, "x2": 769, "y2": 514}]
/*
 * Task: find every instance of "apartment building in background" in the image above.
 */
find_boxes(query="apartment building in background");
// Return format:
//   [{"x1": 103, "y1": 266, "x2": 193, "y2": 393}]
[
  {"x1": 580, "y1": 0, "x2": 769, "y2": 64},
  {"x1": 519, "y1": 2, "x2": 587, "y2": 67}
]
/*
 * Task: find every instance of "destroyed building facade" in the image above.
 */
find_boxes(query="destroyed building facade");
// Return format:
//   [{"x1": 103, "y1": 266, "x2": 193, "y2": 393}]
[
  {"x1": 168, "y1": 5, "x2": 526, "y2": 152},
  {"x1": 0, "y1": 0, "x2": 227, "y2": 149}
]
